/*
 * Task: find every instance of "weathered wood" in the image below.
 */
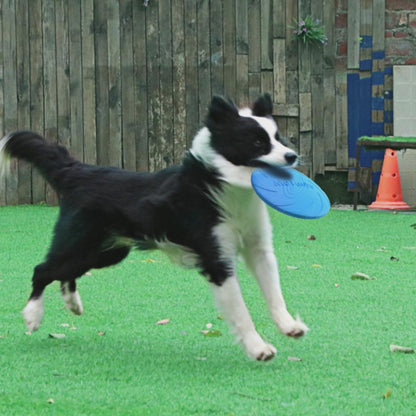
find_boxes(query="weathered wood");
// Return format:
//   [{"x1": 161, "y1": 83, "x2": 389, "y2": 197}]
[
  {"x1": 347, "y1": 0, "x2": 360, "y2": 69},
  {"x1": 273, "y1": 38, "x2": 286, "y2": 103},
  {"x1": 261, "y1": 0, "x2": 273, "y2": 69},
  {"x1": 273, "y1": 0, "x2": 286, "y2": 38},
  {"x1": 28, "y1": 0, "x2": 46, "y2": 203},
  {"x1": 323, "y1": 68, "x2": 336, "y2": 164},
  {"x1": 299, "y1": 92, "x2": 312, "y2": 132},
  {"x1": 69, "y1": 0, "x2": 84, "y2": 161},
  {"x1": 120, "y1": 0, "x2": 136, "y2": 171},
  {"x1": 236, "y1": 55, "x2": 249, "y2": 107},
  {"x1": 172, "y1": 0, "x2": 187, "y2": 163},
  {"x1": 273, "y1": 103, "x2": 299, "y2": 117},
  {"x1": 311, "y1": 74, "x2": 325, "y2": 175},
  {"x1": 107, "y1": 0, "x2": 122, "y2": 168},
  {"x1": 16, "y1": 0, "x2": 31, "y2": 204},
  {"x1": 210, "y1": 0, "x2": 224, "y2": 96},
  {"x1": 81, "y1": 0, "x2": 97, "y2": 165},
  {"x1": 236, "y1": 0, "x2": 248, "y2": 54},
  {"x1": 223, "y1": 0, "x2": 236, "y2": 98},
  {"x1": 159, "y1": 0, "x2": 174, "y2": 167},
  {"x1": 335, "y1": 73, "x2": 349, "y2": 169},
  {"x1": 248, "y1": 0, "x2": 261, "y2": 73},
  {"x1": 132, "y1": 0, "x2": 149, "y2": 171}
]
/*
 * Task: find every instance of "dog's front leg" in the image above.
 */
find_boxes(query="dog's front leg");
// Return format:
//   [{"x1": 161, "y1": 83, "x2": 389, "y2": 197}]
[
  {"x1": 243, "y1": 246, "x2": 309, "y2": 338},
  {"x1": 211, "y1": 275, "x2": 276, "y2": 361}
]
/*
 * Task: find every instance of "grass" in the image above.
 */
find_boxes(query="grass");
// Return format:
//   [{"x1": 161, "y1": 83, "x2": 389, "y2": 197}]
[{"x1": 1, "y1": 205, "x2": 416, "y2": 415}]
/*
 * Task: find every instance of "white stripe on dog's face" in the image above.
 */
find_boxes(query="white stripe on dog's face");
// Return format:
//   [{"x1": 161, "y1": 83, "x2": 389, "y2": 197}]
[{"x1": 239, "y1": 110, "x2": 298, "y2": 168}]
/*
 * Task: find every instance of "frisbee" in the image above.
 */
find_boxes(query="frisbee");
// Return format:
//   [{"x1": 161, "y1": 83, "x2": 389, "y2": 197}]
[{"x1": 251, "y1": 168, "x2": 330, "y2": 219}]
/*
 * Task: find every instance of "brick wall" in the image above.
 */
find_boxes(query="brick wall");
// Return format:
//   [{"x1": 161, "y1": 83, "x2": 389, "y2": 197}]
[{"x1": 335, "y1": 0, "x2": 416, "y2": 66}]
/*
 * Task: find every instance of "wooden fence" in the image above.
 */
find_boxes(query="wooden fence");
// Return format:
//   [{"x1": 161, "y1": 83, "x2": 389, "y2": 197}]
[{"x1": 0, "y1": 0, "x2": 384, "y2": 205}]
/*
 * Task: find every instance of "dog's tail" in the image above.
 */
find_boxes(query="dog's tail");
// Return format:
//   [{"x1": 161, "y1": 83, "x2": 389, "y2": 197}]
[{"x1": 0, "y1": 130, "x2": 78, "y2": 190}]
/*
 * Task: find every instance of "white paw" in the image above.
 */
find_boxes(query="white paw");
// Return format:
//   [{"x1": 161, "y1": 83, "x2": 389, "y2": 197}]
[
  {"x1": 63, "y1": 291, "x2": 83, "y2": 315},
  {"x1": 242, "y1": 332, "x2": 277, "y2": 361},
  {"x1": 23, "y1": 296, "x2": 44, "y2": 332},
  {"x1": 278, "y1": 315, "x2": 309, "y2": 338}
]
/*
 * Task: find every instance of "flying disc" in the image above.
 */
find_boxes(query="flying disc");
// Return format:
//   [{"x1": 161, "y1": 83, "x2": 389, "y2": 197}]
[{"x1": 251, "y1": 168, "x2": 330, "y2": 219}]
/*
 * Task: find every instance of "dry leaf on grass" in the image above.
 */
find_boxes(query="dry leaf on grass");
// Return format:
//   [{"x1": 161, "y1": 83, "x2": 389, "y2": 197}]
[
  {"x1": 287, "y1": 356, "x2": 302, "y2": 362},
  {"x1": 382, "y1": 388, "x2": 392, "y2": 399},
  {"x1": 49, "y1": 333, "x2": 66, "y2": 339},
  {"x1": 156, "y1": 318, "x2": 170, "y2": 325},
  {"x1": 307, "y1": 235, "x2": 316, "y2": 240},
  {"x1": 390, "y1": 344, "x2": 415, "y2": 354},
  {"x1": 351, "y1": 272, "x2": 377, "y2": 281}
]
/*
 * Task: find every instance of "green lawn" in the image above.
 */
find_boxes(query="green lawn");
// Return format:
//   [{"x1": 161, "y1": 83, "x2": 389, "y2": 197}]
[{"x1": 1, "y1": 205, "x2": 415, "y2": 415}]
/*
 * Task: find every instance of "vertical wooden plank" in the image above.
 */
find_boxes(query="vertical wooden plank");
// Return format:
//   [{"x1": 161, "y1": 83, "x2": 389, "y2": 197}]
[
  {"x1": 197, "y1": 0, "x2": 211, "y2": 125},
  {"x1": 69, "y1": 0, "x2": 84, "y2": 161},
  {"x1": 347, "y1": 0, "x2": 360, "y2": 69},
  {"x1": 310, "y1": 0, "x2": 323, "y2": 75},
  {"x1": 184, "y1": 0, "x2": 199, "y2": 146},
  {"x1": 43, "y1": 0, "x2": 58, "y2": 204},
  {"x1": 323, "y1": 69, "x2": 336, "y2": 164},
  {"x1": 3, "y1": 0, "x2": 18, "y2": 204},
  {"x1": 285, "y1": 0, "x2": 298, "y2": 72},
  {"x1": 55, "y1": 0, "x2": 70, "y2": 150},
  {"x1": 120, "y1": 0, "x2": 136, "y2": 170},
  {"x1": 248, "y1": 72, "x2": 261, "y2": 102},
  {"x1": 261, "y1": 70, "x2": 274, "y2": 96},
  {"x1": 273, "y1": 0, "x2": 286, "y2": 38},
  {"x1": 372, "y1": 0, "x2": 385, "y2": 52},
  {"x1": 273, "y1": 38, "x2": 286, "y2": 103},
  {"x1": 29, "y1": 0, "x2": 45, "y2": 203},
  {"x1": 236, "y1": 0, "x2": 248, "y2": 54},
  {"x1": 172, "y1": 0, "x2": 187, "y2": 162},
  {"x1": 107, "y1": 0, "x2": 122, "y2": 168},
  {"x1": 81, "y1": 0, "x2": 97, "y2": 165},
  {"x1": 0, "y1": 1, "x2": 5, "y2": 204},
  {"x1": 223, "y1": 0, "x2": 236, "y2": 98},
  {"x1": 323, "y1": 0, "x2": 335, "y2": 69},
  {"x1": 210, "y1": 0, "x2": 224, "y2": 96},
  {"x1": 360, "y1": 0, "x2": 372, "y2": 73},
  {"x1": 159, "y1": 0, "x2": 174, "y2": 166},
  {"x1": 146, "y1": 0, "x2": 162, "y2": 170},
  {"x1": 261, "y1": 0, "x2": 273, "y2": 69},
  {"x1": 94, "y1": 0, "x2": 109, "y2": 166},
  {"x1": 336, "y1": 74, "x2": 348, "y2": 169},
  {"x1": 311, "y1": 75, "x2": 325, "y2": 174},
  {"x1": 16, "y1": 0, "x2": 31, "y2": 204},
  {"x1": 132, "y1": 1, "x2": 148, "y2": 171},
  {"x1": 248, "y1": 0, "x2": 261, "y2": 73},
  {"x1": 236, "y1": 55, "x2": 249, "y2": 107}
]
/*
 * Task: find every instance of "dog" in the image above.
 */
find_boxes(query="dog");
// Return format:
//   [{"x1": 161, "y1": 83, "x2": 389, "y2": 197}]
[{"x1": 0, "y1": 94, "x2": 308, "y2": 361}]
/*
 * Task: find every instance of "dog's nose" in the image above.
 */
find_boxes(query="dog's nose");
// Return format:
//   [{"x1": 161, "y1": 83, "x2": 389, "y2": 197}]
[{"x1": 284, "y1": 152, "x2": 298, "y2": 165}]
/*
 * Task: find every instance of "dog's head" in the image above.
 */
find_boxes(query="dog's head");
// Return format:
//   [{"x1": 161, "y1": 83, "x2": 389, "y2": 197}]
[{"x1": 191, "y1": 94, "x2": 298, "y2": 187}]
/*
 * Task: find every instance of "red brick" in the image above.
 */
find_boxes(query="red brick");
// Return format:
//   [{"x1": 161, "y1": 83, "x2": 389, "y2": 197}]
[
  {"x1": 386, "y1": 0, "x2": 416, "y2": 10},
  {"x1": 337, "y1": 40, "x2": 347, "y2": 56},
  {"x1": 386, "y1": 38, "x2": 415, "y2": 56},
  {"x1": 405, "y1": 58, "x2": 416, "y2": 64},
  {"x1": 394, "y1": 30, "x2": 410, "y2": 37},
  {"x1": 335, "y1": 12, "x2": 347, "y2": 28},
  {"x1": 385, "y1": 30, "x2": 394, "y2": 37},
  {"x1": 409, "y1": 13, "x2": 416, "y2": 27}
]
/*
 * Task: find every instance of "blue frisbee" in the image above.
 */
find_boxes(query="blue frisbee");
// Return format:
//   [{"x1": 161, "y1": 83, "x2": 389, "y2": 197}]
[{"x1": 251, "y1": 168, "x2": 330, "y2": 219}]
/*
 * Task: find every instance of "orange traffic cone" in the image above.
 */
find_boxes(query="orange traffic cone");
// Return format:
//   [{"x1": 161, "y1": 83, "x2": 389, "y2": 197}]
[{"x1": 368, "y1": 148, "x2": 410, "y2": 210}]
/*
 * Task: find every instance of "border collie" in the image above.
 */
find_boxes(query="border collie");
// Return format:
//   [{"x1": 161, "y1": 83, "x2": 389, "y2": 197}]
[{"x1": 0, "y1": 94, "x2": 308, "y2": 361}]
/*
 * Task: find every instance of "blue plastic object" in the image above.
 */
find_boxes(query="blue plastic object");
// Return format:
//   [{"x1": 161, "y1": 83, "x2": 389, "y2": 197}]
[{"x1": 251, "y1": 168, "x2": 330, "y2": 219}]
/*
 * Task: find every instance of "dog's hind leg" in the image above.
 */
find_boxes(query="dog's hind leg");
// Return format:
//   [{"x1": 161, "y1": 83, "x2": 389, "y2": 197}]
[{"x1": 61, "y1": 280, "x2": 83, "y2": 316}]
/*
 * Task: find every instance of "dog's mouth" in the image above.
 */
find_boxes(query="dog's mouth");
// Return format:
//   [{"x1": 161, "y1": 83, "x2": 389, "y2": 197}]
[{"x1": 248, "y1": 160, "x2": 294, "y2": 179}]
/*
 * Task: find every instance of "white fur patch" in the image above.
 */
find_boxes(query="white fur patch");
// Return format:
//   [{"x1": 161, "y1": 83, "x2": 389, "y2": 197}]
[
  {"x1": 0, "y1": 134, "x2": 12, "y2": 177},
  {"x1": 61, "y1": 282, "x2": 84, "y2": 315},
  {"x1": 23, "y1": 296, "x2": 44, "y2": 332}
]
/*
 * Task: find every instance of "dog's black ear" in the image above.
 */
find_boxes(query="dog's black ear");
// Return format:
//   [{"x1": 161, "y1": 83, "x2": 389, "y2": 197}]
[
  {"x1": 252, "y1": 93, "x2": 273, "y2": 117},
  {"x1": 207, "y1": 95, "x2": 239, "y2": 124}
]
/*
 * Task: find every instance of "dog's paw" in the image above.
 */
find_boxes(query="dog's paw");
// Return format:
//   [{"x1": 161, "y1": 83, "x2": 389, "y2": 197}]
[
  {"x1": 22, "y1": 296, "x2": 44, "y2": 332},
  {"x1": 278, "y1": 315, "x2": 309, "y2": 338},
  {"x1": 242, "y1": 333, "x2": 277, "y2": 361},
  {"x1": 63, "y1": 291, "x2": 84, "y2": 316}
]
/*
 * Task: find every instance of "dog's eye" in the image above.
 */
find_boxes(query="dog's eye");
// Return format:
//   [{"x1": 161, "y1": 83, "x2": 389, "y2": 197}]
[{"x1": 254, "y1": 139, "x2": 263, "y2": 148}]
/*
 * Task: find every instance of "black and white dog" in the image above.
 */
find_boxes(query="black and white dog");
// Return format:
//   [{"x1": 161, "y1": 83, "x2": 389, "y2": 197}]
[{"x1": 0, "y1": 94, "x2": 308, "y2": 361}]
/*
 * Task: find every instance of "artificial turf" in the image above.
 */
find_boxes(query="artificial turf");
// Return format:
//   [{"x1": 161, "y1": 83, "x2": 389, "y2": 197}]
[{"x1": 1, "y1": 205, "x2": 415, "y2": 415}]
